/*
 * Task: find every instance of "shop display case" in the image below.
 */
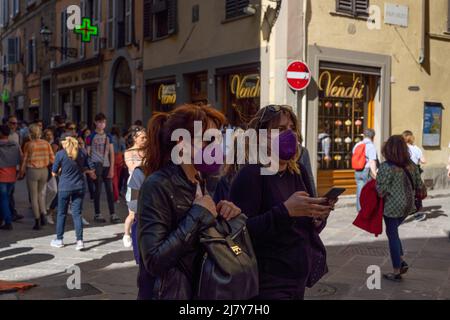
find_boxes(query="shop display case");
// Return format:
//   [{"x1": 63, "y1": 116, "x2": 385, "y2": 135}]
[{"x1": 318, "y1": 97, "x2": 366, "y2": 170}]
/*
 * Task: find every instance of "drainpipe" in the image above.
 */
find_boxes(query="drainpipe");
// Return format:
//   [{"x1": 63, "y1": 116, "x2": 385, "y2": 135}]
[{"x1": 418, "y1": 0, "x2": 426, "y2": 64}]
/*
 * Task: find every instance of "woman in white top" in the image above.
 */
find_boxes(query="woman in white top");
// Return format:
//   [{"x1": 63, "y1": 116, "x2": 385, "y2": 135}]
[
  {"x1": 123, "y1": 127, "x2": 147, "y2": 248},
  {"x1": 402, "y1": 131, "x2": 426, "y2": 166},
  {"x1": 402, "y1": 131, "x2": 426, "y2": 221}
]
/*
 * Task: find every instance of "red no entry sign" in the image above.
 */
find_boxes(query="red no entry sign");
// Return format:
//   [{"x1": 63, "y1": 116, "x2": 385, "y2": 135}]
[{"x1": 286, "y1": 61, "x2": 311, "y2": 91}]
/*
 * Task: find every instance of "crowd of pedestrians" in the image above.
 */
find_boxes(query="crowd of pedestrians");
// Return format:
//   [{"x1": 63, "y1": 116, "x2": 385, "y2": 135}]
[{"x1": 0, "y1": 102, "x2": 449, "y2": 300}]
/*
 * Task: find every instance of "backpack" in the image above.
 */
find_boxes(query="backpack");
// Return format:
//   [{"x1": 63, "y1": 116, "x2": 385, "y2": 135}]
[{"x1": 352, "y1": 143, "x2": 367, "y2": 171}]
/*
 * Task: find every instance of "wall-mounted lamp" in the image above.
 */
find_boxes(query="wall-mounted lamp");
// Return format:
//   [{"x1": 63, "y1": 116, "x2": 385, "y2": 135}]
[{"x1": 40, "y1": 22, "x2": 78, "y2": 58}]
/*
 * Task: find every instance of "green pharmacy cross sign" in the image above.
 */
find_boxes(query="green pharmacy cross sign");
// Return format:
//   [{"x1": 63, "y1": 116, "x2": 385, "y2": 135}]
[
  {"x1": 74, "y1": 18, "x2": 98, "y2": 43},
  {"x1": 1, "y1": 90, "x2": 10, "y2": 103}
]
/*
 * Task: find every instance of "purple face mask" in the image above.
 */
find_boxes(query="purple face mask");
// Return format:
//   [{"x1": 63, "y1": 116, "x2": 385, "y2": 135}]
[
  {"x1": 194, "y1": 145, "x2": 223, "y2": 175},
  {"x1": 276, "y1": 130, "x2": 298, "y2": 161}
]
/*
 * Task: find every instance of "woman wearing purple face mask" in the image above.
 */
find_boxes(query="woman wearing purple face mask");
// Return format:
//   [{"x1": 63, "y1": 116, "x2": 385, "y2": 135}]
[
  {"x1": 230, "y1": 105, "x2": 337, "y2": 300},
  {"x1": 137, "y1": 104, "x2": 242, "y2": 300}
]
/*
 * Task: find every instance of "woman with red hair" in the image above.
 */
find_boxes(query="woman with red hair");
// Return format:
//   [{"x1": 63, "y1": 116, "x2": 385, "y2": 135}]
[{"x1": 137, "y1": 104, "x2": 241, "y2": 300}]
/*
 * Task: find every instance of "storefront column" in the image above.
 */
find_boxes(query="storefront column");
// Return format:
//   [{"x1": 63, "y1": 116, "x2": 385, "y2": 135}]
[
  {"x1": 175, "y1": 74, "x2": 187, "y2": 105},
  {"x1": 260, "y1": 0, "x2": 304, "y2": 113}
]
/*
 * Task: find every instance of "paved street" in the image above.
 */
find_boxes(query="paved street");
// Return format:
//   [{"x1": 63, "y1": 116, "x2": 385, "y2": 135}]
[{"x1": 1, "y1": 180, "x2": 450, "y2": 300}]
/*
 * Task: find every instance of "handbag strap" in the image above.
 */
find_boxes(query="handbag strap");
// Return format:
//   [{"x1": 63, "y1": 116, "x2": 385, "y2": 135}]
[{"x1": 402, "y1": 167, "x2": 416, "y2": 192}]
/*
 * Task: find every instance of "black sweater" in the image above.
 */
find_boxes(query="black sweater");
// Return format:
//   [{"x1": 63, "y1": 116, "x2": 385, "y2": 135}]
[{"x1": 229, "y1": 164, "x2": 328, "y2": 288}]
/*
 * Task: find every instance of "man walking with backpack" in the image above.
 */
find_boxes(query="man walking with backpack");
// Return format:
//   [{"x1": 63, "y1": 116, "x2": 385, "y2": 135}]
[
  {"x1": 86, "y1": 113, "x2": 120, "y2": 224},
  {"x1": 352, "y1": 129, "x2": 378, "y2": 212}
]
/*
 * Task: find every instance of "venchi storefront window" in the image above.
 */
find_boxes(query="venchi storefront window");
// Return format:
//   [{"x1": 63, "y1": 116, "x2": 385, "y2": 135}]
[
  {"x1": 219, "y1": 70, "x2": 260, "y2": 128},
  {"x1": 317, "y1": 68, "x2": 380, "y2": 195}
]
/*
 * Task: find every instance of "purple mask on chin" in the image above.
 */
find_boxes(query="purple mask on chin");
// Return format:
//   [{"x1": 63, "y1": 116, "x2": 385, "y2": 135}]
[
  {"x1": 276, "y1": 130, "x2": 298, "y2": 161},
  {"x1": 194, "y1": 145, "x2": 223, "y2": 175}
]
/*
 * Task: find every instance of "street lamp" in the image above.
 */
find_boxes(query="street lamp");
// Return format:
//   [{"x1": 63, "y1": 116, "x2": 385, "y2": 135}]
[
  {"x1": 40, "y1": 25, "x2": 52, "y2": 47},
  {"x1": 40, "y1": 23, "x2": 78, "y2": 58}
]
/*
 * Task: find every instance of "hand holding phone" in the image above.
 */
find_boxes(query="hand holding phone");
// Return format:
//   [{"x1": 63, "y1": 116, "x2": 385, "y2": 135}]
[
  {"x1": 323, "y1": 188, "x2": 346, "y2": 201},
  {"x1": 322, "y1": 188, "x2": 346, "y2": 209}
]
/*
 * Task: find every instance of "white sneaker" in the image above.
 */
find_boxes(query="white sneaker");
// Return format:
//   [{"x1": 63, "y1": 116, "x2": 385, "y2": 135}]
[
  {"x1": 75, "y1": 240, "x2": 85, "y2": 251},
  {"x1": 51, "y1": 239, "x2": 64, "y2": 248},
  {"x1": 123, "y1": 235, "x2": 132, "y2": 248},
  {"x1": 82, "y1": 217, "x2": 90, "y2": 226},
  {"x1": 47, "y1": 215, "x2": 55, "y2": 225},
  {"x1": 68, "y1": 205, "x2": 73, "y2": 215}
]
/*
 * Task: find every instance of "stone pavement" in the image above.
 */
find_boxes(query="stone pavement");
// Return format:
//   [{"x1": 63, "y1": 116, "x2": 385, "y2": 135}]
[{"x1": 1, "y1": 180, "x2": 450, "y2": 300}]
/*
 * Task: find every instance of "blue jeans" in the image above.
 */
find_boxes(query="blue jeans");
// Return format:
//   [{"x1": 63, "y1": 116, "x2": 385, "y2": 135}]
[
  {"x1": 384, "y1": 216, "x2": 406, "y2": 269},
  {"x1": 0, "y1": 183, "x2": 14, "y2": 225},
  {"x1": 56, "y1": 189, "x2": 85, "y2": 241},
  {"x1": 355, "y1": 168, "x2": 370, "y2": 212}
]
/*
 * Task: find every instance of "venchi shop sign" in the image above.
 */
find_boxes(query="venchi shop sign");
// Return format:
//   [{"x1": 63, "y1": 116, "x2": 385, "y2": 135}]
[
  {"x1": 318, "y1": 71, "x2": 365, "y2": 99},
  {"x1": 158, "y1": 84, "x2": 176, "y2": 105},
  {"x1": 230, "y1": 74, "x2": 260, "y2": 99}
]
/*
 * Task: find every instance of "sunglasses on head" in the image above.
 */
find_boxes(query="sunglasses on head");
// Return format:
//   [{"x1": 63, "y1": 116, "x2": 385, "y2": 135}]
[{"x1": 257, "y1": 105, "x2": 293, "y2": 129}]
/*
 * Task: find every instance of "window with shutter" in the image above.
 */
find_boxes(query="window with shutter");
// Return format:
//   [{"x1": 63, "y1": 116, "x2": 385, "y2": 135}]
[
  {"x1": 107, "y1": 0, "x2": 116, "y2": 49},
  {"x1": 125, "y1": 0, "x2": 133, "y2": 44},
  {"x1": 80, "y1": 0, "x2": 86, "y2": 58},
  {"x1": 144, "y1": 0, "x2": 177, "y2": 41},
  {"x1": 0, "y1": 3, "x2": 4, "y2": 28},
  {"x1": 7, "y1": 38, "x2": 17, "y2": 65},
  {"x1": 336, "y1": 0, "x2": 369, "y2": 17},
  {"x1": 225, "y1": 0, "x2": 250, "y2": 20},
  {"x1": 15, "y1": 38, "x2": 20, "y2": 64},
  {"x1": 93, "y1": 0, "x2": 101, "y2": 53},
  {"x1": 61, "y1": 10, "x2": 68, "y2": 62},
  {"x1": 4, "y1": 0, "x2": 9, "y2": 25},
  {"x1": 167, "y1": 0, "x2": 177, "y2": 35},
  {"x1": 143, "y1": 0, "x2": 153, "y2": 40},
  {"x1": 12, "y1": 0, "x2": 20, "y2": 18}
]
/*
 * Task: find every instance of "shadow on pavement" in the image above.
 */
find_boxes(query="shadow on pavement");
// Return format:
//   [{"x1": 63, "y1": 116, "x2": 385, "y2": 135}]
[
  {"x1": 0, "y1": 247, "x2": 33, "y2": 259},
  {"x1": 308, "y1": 235, "x2": 450, "y2": 300},
  {"x1": 13, "y1": 250, "x2": 137, "y2": 300},
  {"x1": 0, "y1": 179, "x2": 129, "y2": 251},
  {"x1": 5, "y1": 235, "x2": 449, "y2": 300},
  {"x1": 403, "y1": 205, "x2": 447, "y2": 224},
  {"x1": 0, "y1": 254, "x2": 55, "y2": 272}
]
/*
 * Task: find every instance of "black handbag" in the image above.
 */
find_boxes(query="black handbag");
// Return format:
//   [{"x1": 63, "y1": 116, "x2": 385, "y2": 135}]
[{"x1": 197, "y1": 214, "x2": 259, "y2": 300}]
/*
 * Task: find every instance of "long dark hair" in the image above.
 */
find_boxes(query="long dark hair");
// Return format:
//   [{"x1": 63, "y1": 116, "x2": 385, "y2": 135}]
[
  {"x1": 142, "y1": 104, "x2": 226, "y2": 176},
  {"x1": 248, "y1": 105, "x2": 301, "y2": 174},
  {"x1": 382, "y1": 135, "x2": 411, "y2": 168}
]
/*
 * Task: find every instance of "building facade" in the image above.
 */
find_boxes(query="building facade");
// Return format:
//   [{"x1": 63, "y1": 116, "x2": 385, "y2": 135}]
[
  {"x1": 142, "y1": 0, "x2": 264, "y2": 127},
  {"x1": 0, "y1": 0, "x2": 57, "y2": 123},
  {"x1": 2, "y1": 0, "x2": 449, "y2": 192},
  {"x1": 304, "y1": 0, "x2": 450, "y2": 193},
  {"x1": 52, "y1": 0, "x2": 144, "y2": 129},
  {"x1": 1, "y1": 0, "x2": 145, "y2": 129}
]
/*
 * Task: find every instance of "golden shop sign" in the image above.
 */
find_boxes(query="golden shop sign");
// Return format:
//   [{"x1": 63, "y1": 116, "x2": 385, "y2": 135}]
[
  {"x1": 230, "y1": 74, "x2": 260, "y2": 99},
  {"x1": 318, "y1": 71, "x2": 365, "y2": 99},
  {"x1": 158, "y1": 84, "x2": 176, "y2": 105}
]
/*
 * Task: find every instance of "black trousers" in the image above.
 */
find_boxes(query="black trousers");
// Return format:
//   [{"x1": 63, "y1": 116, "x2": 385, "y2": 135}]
[
  {"x1": 254, "y1": 273, "x2": 307, "y2": 301},
  {"x1": 86, "y1": 175, "x2": 95, "y2": 200},
  {"x1": 93, "y1": 165, "x2": 115, "y2": 216}
]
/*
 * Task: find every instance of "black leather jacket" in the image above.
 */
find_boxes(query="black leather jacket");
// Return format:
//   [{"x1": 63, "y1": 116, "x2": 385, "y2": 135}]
[{"x1": 137, "y1": 162, "x2": 216, "y2": 300}]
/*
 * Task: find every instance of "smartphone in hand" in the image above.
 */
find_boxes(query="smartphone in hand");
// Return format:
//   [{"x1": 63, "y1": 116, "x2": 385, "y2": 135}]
[{"x1": 323, "y1": 188, "x2": 346, "y2": 202}]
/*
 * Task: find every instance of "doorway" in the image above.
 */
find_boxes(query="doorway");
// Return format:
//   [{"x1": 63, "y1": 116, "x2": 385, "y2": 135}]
[{"x1": 113, "y1": 58, "x2": 132, "y2": 130}]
